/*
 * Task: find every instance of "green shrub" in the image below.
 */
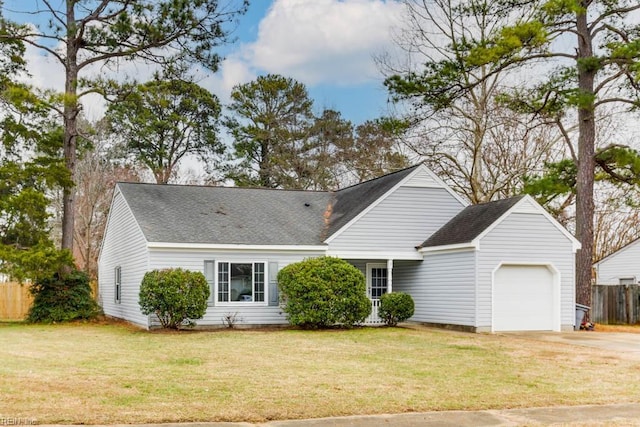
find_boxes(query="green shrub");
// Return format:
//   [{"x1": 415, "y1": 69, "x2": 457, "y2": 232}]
[
  {"x1": 139, "y1": 268, "x2": 210, "y2": 329},
  {"x1": 379, "y1": 292, "x2": 415, "y2": 326},
  {"x1": 277, "y1": 257, "x2": 371, "y2": 328},
  {"x1": 27, "y1": 269, "x2": 101, "y2": 323}
]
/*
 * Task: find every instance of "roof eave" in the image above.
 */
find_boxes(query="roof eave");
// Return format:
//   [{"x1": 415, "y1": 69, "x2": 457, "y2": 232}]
[
  {"x1": 146, "y1": 242, "x2": 329, "y2": 252},
  {"x1": 418, "y1": 241, "x2": 478, "y2": 253},
  {"x1": 326, "y1": 249, "x2": 424, "y2": 261}
]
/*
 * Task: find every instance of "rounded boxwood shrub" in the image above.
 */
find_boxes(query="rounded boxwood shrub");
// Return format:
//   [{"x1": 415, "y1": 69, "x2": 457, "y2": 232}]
[
  {"x1": 139, "y1": 268, "x2": 210, "y2": 329},
  {"x1": 277, "y1": 256, "x2": 371, "y2": 328},
  {"x1": 379, "y1": 292, "x2": 415, "y2": 326},
  {"x1": 27, "y1": 269, "x2": 101, "y2": 323}
]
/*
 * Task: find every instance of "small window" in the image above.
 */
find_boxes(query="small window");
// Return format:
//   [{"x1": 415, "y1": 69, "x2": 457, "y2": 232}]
[
  {"x1": 217, "y1": 262, "x2": 266, "y2": 303},
  {"x1": 619, "y1": 277, "x2": 635, "y2": 285},
  {"x1": 114, "y1": 266, "x2": 122, "y2": 304}
]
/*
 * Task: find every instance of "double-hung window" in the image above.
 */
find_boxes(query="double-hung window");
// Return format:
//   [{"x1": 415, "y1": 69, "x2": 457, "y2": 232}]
[{"x1": 217, "y1": 262, "x2": 265, "y2": 303}]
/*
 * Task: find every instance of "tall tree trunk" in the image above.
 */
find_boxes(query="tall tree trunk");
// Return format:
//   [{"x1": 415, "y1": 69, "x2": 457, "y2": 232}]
[
  {"x1": 84, "y1": 216, "x2": 92, "y2": 275},
  {"x1": 259, "y1": 140, "x2": 271, "y2": 187},
  {"x1": 61, "y1": 0, "x2": 79, "y2": 253},
  {"x1": 574, "y1": 7, "x2": 595, "y2": 309},
  {"x1": 470, "y1": 80, "x2": 487, "y2": 204}
]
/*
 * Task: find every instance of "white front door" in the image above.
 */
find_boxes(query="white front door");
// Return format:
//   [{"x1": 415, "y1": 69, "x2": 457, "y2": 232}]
[{"x1": 366, "y1": 263, "x2": 388, "y2": 324}]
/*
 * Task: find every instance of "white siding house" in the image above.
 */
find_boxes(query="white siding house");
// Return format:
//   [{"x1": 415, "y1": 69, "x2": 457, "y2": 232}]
[
  {"x1": 393, "y1": 251, "x2": 477, "y2": 327},
  {"x1": 98, "y1": 188, "x2": 150, "y2": 327},
  {"x1": 98, "y1": 164, "x2": 580, "y2": 332},
  {"x1": 594, "y1": 239, "x2": 640, "y2": 285}
]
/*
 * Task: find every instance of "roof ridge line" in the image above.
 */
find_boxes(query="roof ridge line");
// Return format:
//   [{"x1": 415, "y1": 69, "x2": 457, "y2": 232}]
[
  {"x1": 116, "y1": 181, "x2": 330, "y2": 193},
  {"x1": 334, "y1": 164, "x2": 422, "y2": 193}
]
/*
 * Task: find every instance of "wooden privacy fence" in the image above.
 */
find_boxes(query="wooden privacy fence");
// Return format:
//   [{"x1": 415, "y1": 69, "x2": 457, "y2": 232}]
[
  {"x1": 0, "y1": 282, "x2": 34, "y2": 320},
  {"x1": 0, "y1": 281, "x2": 99, "y2": 321},
  {"x1": 591, "y1": 284, "x2": 640, "y2": 324}
]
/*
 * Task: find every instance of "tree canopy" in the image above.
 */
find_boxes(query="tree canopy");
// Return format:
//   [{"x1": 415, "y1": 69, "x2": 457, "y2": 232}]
[
  {"x1": 225, "y1": 74, "x2": 409, "y2": 190},
  {"x1": 225, "y1": 74, "x2": 316, "y2": 188},
  {"x1": 0, "y1": 39, "x2": 73, "y2": 282},
  {"x1": 0, "y1": 0, "x2": 248, "y2": 251},
  {"x1": 106, "y1": 69, "x2": 223, "y2": 184},
  {"x1": 385, "y1": 0, "x2": 640, "y2": 308}
]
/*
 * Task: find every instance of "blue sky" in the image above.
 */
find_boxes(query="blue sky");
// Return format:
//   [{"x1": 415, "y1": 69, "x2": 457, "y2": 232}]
[{"x1": 4, "y1": 0, "x2": 405, "y2": 125}]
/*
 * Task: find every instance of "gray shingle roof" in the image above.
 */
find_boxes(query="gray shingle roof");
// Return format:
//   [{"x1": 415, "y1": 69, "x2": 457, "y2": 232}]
[
  {"x1": 117, "y1": 183, "x2": 331, "y2": 245},
  {"x1": 419, "y1": 196, "x2": 524, "y2": 248},
  {"x1": 116, "y1": 165, "x2": 425, "y2": 246}
]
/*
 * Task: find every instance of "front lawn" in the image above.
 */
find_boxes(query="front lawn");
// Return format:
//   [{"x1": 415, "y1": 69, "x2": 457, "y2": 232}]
[{"x1": 1, "y1": 321, "x2": 639, "y2": 424}]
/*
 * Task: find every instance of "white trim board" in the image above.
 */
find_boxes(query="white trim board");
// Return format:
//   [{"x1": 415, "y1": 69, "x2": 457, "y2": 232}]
[
  {"x1": 326, "y1": 250, "x2": 423, "y2": 261},
  {"x1": 147, "y1": 242, "x2": 328, "y2": 252}
]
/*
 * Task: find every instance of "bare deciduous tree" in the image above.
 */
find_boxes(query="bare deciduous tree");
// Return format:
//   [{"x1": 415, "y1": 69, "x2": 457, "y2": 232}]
[
  {"x1": 380, "y1": 0, "x2": 563, "y2": 203},
  {"x1": 73, "y1": 126, "x2": 141, "y2": 278}
]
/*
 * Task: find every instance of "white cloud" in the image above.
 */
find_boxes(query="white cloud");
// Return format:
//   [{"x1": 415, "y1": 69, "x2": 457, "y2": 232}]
[
  {"x1": 21, "y1": 45, "x2": 65, "y2": 91},
  {"x1": 19, "y1": 36, "x2": 164, "y2": 121},
  {"x1": 20, "y1": 43, "x2": 112, "y2": 120},
  {"x1": 233, "y1": 0, "x2": 403, "y2": 86},
  {"x1": 14, "y1": 0, "x2": 403, "y2": 120},
  {"x1": 198, "y1": 57, "x2": 256, "y2": 105}
]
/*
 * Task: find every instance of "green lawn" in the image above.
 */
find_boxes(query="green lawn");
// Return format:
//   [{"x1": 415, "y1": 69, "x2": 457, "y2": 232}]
[{"x1": 1, "y1": 321, "x2": 639, "y2": 424}]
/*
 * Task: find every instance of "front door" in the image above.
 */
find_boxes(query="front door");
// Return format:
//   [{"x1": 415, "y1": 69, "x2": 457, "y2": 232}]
[{"x1": 366, "y1": 263, "x2": 388, "y2": 324}]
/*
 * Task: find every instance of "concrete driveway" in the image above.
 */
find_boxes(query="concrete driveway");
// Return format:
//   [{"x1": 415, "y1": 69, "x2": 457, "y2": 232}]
[{"x1": 502, "y1": 331, "x2": 640, "y2": 359}]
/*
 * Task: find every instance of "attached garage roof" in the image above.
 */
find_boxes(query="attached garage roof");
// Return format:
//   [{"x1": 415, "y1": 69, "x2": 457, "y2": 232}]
[{"x1": 419, "y1": 196, "x2": 524, "y2": 248}]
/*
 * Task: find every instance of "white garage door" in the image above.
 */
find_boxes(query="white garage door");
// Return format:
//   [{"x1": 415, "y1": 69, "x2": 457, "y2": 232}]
[{"x1": 493, "y1": 265, "x2": 557, "y2": 332}]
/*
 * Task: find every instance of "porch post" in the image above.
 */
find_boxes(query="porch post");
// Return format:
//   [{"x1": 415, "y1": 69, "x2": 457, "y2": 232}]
[{"x1": 387, "y1": 259, "x2": 393, "y2": 293}]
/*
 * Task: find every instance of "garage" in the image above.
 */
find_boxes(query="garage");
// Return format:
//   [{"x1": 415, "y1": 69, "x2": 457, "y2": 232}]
[
  {"x1": 416, "y1": 195, "x2": 579, "y2": 332},
  {"x1": 493, "y1": 264, "x2": 559, "y2": 332}
]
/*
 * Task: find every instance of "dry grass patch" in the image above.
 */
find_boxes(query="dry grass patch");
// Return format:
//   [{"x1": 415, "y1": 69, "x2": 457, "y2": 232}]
[
  {"x1": 1, "y1": 322, "x2": 639, "y2": 424},
  {"x1": 595, "y1": 323, "x2": 640, "y2": 333}
]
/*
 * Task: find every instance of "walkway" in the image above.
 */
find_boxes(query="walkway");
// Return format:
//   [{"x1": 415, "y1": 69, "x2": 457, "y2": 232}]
[{"x1": 39, "y1": 403, "x2": 640, "y2": 426}]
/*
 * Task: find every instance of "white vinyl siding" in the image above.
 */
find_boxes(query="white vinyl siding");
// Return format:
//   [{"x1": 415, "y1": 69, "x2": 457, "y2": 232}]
[
  {"x1": 595, "y1": 240, "x2": 640, "y2": 285},
  {"x1": 98, "y1": 189, "x2": 150, "y2": 328},
  {"x1": 393, "y1": 251, "x2": 477, "y2": 327},
  {"x1": 114, "y1": 266, "x2": 122, "y2": 304},
  {"x1": 403, "y1": 167, "x2": 441, "y2": 188},
  {"x1": 477, "y1": 213, "x2": 575, "y2": 330},
  {"x1": 348, "y1": 260, "x2": 367, "y2": 275},
  {"x1": 329, "y1": 186, "x2": 465, "y2": 253},
  {"x1": 147, "y1": 248, "x2": 325, "y2": 326}
]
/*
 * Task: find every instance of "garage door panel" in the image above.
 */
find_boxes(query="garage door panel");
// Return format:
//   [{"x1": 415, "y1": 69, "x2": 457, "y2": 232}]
[{"x1": 494, "y1": 265, "x2": 556, "y2": 332}]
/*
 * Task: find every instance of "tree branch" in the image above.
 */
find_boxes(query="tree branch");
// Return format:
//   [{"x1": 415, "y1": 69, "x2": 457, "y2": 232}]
[
  {"x1": 594, "y1": 97, "x2": 640, "y2": 108},
  {"x1": 589, "y1": 3, "x2": 640, "y2": 33}
]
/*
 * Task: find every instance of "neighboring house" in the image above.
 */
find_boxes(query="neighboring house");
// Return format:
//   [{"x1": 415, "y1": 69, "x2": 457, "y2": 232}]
[
  {"x1": 98, "y1": 164, "x2": 580, "y2": 332},
  {"x1": 594, "y1": 238, "x2": 640, "y2": 285}
]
